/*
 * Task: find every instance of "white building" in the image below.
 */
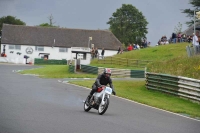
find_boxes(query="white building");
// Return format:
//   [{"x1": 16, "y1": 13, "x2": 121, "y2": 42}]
[{"x1": 0, "y1": 24, "x2": 122, "y2": 65}]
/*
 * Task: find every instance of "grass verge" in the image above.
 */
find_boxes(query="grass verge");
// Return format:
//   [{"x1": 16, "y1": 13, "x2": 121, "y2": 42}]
[
  {"x1": 69, "y1": 80, "x2": 200, "y2": 119},
  {"x1": 19, "y1": 65, "x2": 97, "y2": 78}
]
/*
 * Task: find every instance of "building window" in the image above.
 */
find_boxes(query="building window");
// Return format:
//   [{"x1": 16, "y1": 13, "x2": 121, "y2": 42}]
[
  {"x1": 15, "y1": 45, "x2": 21, "y2": 50},
  {"x1": 9, "y1": 45, "x2": 15, "y2": 49},
  {"x1": 35, "y1": 46, "x2": 44, "y2": 51},
  {"x1": 9, "y1": 45, "x2": 21, "y2": 50},
  {"x1": 59, "y1": 48, "x2": 68, "y2": 52}
]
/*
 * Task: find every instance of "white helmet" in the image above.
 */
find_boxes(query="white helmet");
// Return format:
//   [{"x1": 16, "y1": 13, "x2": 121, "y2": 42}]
[{"x1": 104, "y1": 68, "x2": 111, "y2": 76}]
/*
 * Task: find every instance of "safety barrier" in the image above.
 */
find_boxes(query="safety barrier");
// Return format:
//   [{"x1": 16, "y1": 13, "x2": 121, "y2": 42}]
[
  {"x1": 146, "y1": 72, "x2": 200, "y2": 102},
  {"x1": 34, "y1": 58, "x2": 67, "y2": 65},
  {"x1": 81, "y1": 65, "x2": 98, "y2": 74},
  {"x1": 98, "y1": 56, "x2": 152, "y2": 68},
  {"x1": 186, "y1": 45, "x2": 194, "y2": 57},
  {"x1": 68, "y1": 65, "x2": 75, "y2": 73},
  {"x1": 98, "y1": 67, "x2": 131, "y2": 77},
  {"x1": 81, "y1": 65, "x2": 145, "y2": 78}
]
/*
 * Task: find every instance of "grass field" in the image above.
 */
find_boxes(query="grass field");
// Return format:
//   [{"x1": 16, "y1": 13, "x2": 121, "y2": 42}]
[
  {"x1": 90, "y1": 43, "x2": 200, "y2": 79},
  {"x1": 19, "y1": 65, "x2": 97, "y2": 78}
]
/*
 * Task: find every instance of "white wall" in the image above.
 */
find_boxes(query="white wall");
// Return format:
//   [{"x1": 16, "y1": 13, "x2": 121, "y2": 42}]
[
  {"x1": 1, "y1": 44, "x2": 118, "y2": 64},
  {"x1": 98, "y1": 49, "x2": 118, "y2": 57}
]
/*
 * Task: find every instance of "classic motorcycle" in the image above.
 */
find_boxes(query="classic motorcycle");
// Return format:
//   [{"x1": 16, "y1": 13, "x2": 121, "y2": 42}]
[{"x1": 84, "y1": 86, "x2": 113, "y2": 115}]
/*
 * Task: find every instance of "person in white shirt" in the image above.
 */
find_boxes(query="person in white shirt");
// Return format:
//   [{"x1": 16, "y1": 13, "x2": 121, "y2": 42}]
[
  {"x1": 137, "y1": 44, "x2": 140, "y2": 50},
  {"x1": 192, "y1": 32, "x2": 199, "y2": 55}
]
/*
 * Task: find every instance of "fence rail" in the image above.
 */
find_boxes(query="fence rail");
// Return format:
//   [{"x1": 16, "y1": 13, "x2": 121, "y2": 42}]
[
  {"x1": 81, "y1": 65, "x2": 98, "y2": 74},
  {"x1": 146, "y1": 72, "x2": 200, "y2": 102},
  {"x1": 81, "y1": 65, "x2": 145, "y2": 78},
  {"x1": 98, "y1": 56, "x2": 152, "y2": 68},
  {"x1": 34, "y1": 58, "x2": 67, "y2": 65},
  {"x1": 186, "y1": 45, "x2": 195, "y2": 57},
  {"x1": 68, "y1": 65, "x2": 75, "y2": 73}
]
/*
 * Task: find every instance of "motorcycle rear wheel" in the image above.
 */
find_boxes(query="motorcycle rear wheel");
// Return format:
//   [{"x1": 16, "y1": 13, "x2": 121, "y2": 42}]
[
  {"x1": 98, "y1": 97, "x2": 109, "y2": 115},
  {"x1": 84, "y1": 96, "x2": 91, "y2": 112}
]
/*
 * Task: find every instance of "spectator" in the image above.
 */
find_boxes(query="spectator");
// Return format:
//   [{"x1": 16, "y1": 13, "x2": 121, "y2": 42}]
[
  {"x1": 101, "y1": 47, "x2": 105, "y2": 59},
  {"x1": 95, "y1": 47, "x2": 99, "y2": 58},
  {"x1": 136, "y1": 44, "x2": 140, "y2": 50},
  {"x1": 169, "y1": 37, "x2": 172, "y2": 43},
  {"x1": 127, "y1": 44, "x2": 133, "y2": 51},
  {"x1": 133, "y1": 44, "x2": 137, "y2": 49},
  {"x1": 192, "y1": 32, "x2": 199, "y2": 55},
  {"x1": 172, "y1": 33, "x2": 177, "y2": 43},
  {"x1": 143, "y1": 38, "x2": 147, "y2": 48},
  {"x1": 158, "y1": 40, "x2": 161, "y2": 45},
  {"x1": 132, "y1": 44, "x2": 135, "y2": 50},
  {"x1": 148, "y1": 42, "x2": 151, "y2": 47},
  {"x1": 177, "y1": 32, "x2": 182, "y2": 42},
  {"x1": 165, "y1": 40, "x2": 169, "y2": 44},
  {"x1": 182, "y1": 34, "x2": 187, "y2": 42},
  {"x1": 91, "y1": 47, "x2": 95, "y2": 59},
  {"x1": 117, "y1": 46, "x2": 121, "y2": 54},
  {"x1": 187, "y1": 36, "x2": 192, "y2": 43}
]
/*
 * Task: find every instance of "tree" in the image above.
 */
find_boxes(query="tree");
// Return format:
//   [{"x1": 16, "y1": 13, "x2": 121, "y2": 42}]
[
  {"x1": 38, "y1": 14, "x2": 59, "y2": 27},
  {"x1": 174, "y1": 22, "x2": 182, "y2": 34},
  {"x1": 107, "y1": 4, "x2": 148, "y2": 46},
  {"x1": 0, "y1": 15, "x2": 26, "y2": 31},
  {"x1": 0, "y1": 16, "x2": 26, "y2": 51},
  {"x1": 39, "y1": 23, "x2": 54, "y2": 27},
  {"x1": 182, "y1": 0, "x2": 200, "y2": 26}
]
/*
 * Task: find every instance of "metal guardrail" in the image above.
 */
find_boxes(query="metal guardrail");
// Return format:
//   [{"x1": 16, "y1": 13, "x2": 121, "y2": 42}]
[
  {"x1": 146, "y1": 72, "x2": 200, "y2": 102},
  {"x1": 98, "y1": 67, "x2": 132, "y2": 78},
  {"x1": 80, "y1": 65, "x2": 145, "y2": 78},
  {"x1": 186, "y1": 45, "x2": 194, "y2": 57}
]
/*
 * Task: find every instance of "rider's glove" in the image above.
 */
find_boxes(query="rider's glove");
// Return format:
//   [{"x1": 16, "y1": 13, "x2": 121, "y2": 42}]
[{"x1": 112, "y1": 91, "x2": 116, "y2": 95}]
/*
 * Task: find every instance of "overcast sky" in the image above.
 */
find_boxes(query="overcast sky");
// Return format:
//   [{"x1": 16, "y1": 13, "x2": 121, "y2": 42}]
[{"x1": 0, "y1": 0, "x2": 193, "y2": 46}]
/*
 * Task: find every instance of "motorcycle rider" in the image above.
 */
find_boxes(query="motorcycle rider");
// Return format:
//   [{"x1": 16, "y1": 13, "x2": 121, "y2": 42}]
[{"x1": 88, "y1": 68, "x2": 116, "y2": 100}]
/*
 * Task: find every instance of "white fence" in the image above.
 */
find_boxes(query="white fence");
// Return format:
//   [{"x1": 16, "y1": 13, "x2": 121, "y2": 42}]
[{"x1": 0, "y1": 57, "x2": 26, "y2": 64}]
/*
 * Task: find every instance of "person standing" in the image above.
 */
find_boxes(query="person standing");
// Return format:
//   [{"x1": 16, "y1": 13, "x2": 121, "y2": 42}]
[
  {"x1": 117, "y1": 46, "x2": 121, "y2": 54},
  {"x1": 172, "y1": 33, "x2": 177, "y2": 43},
  {"x1": 101, "y1": 47, "x2": 105, "y2": 59},
  {"x1": 95, "y1": 47, "x2": 99, "y2": 58},
  {"x1": 192, "y1": 32, "x2": 199, "y2": 55},
  {"x1": 91, "y1": 47, "x2": 95, "y2": 59},
  {"x1": 187, "y1": 36, "x2": 192, "y2": 43}
]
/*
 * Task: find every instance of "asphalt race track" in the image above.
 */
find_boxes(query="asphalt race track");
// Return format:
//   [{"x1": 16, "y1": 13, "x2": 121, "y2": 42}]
[{"x1": 0, "y1": 64, "x2": 199, "y2": 133}]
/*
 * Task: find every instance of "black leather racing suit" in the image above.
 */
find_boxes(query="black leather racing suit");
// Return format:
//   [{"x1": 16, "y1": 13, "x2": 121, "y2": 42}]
[{"x1": 89, "y1": 73, "x2": 115, "y2": 96}]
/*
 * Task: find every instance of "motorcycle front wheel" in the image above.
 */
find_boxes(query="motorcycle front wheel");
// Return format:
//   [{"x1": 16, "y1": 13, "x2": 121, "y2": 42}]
[
  {"x1": 84, "y1": 96, "x2": 91, "y2": 112},
  {"x1": 98, "y1": 97, "x2": 109, "y2": 115}
]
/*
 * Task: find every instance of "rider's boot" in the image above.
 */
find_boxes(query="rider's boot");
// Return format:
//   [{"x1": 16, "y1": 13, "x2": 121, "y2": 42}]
[
  {"x1": 88, "y1": 89, "x2": 95, "y2": 100},
  {"x1": 88, "y1": 94, "x2": 92, "y2": 100}
]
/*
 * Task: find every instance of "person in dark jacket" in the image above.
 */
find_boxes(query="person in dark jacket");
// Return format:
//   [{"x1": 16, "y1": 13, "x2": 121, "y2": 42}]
[
  {"x1": 117, "y1": 46, "x2": 121, "y2": 54},
  {"x1": 101, "y1": 47, "x2": 105, "y2": 59},
  {"x1": 172, "y1": 33, "x2": 177, "y2": 43},
  {"x1": 88, "y1": 68, "x2": 116, "y2": 99},
  {"x1": 94, "y1": 47, "x2": 99, "y2": 58}
]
